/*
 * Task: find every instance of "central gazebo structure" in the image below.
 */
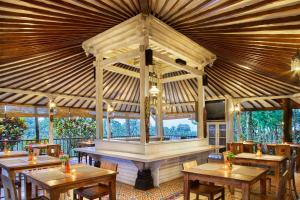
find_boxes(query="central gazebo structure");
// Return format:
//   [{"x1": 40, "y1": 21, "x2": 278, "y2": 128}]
[
  {"x1": 83, "y1": 13, "x2": 215, "y2": 143},
  {"x1": 81, "y1": 14, "x2": 218, "y2": 188}
]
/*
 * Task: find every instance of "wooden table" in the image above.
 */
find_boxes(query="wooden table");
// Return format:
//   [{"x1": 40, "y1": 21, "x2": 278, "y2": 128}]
[
  {"x1": 0, "y1": 151, "x2": 28, "y2": 159},
  {"x1": 22, "y1": 164, "x2": 117, "y2": 200},
  {"x1": 233, "y1": 152, "x2": 287, "y2": 194},
  {"x1": 77, "y1": 141, "x2": 95, "y2": 164},
  {"x1": 0, "y1": 155, "x2": 62, "y2": 180},
  {"x1": 25, "y1": 143, "x2": 51, "y2": 149},
  {"x1": 183, "y1": 163, "x2": 268, "y2": 200}
]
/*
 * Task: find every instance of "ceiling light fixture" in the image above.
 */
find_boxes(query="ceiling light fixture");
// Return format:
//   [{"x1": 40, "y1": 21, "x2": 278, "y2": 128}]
[{"x1": 291, "y1": 49, "x2": 300, "y2": 71}]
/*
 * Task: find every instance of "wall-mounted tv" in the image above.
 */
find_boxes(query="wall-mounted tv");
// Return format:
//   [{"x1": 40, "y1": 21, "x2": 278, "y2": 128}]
[{"x1": 205, "y1": 100, "x2": 225, "y2": 121}]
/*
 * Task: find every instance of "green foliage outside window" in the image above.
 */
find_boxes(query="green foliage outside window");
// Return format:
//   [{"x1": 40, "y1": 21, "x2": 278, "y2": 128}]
[
  {"x1": 237, "y1": 110, "x2": 284, "y2": 144},
  {"x1": 0, "y1": 117, "x2": 27, "y2": 150},
  {"x1": 293, "y1": 109, "x2": 300, "y2": 143},
  {"x1": 54, "y1": 118, "x2": 96, "y2": 139}
]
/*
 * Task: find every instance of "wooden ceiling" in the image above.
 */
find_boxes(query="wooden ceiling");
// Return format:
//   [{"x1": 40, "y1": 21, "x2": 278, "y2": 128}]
[{"x1": 1, "y1": 0, "x2": 300, "y2": 114}]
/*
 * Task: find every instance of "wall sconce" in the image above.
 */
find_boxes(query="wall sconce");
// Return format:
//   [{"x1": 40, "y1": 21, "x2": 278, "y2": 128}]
[{"x1": 233, "y1": 104, "x2": 241, "y2": 112}]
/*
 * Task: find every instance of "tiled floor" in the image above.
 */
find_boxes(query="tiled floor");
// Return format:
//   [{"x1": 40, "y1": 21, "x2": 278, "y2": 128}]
[
  {"x1": 56, "y1": 170, "x2": 300, "y2": 200},
  {"x1": 15, "y1": 158, "x2": 300, "y2": 199}
]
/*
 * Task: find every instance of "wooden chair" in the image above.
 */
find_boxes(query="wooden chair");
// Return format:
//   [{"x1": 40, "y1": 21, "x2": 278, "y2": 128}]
[
  {"x1": 73, "y1": 160, "x2": 118, "y2": 200},
  {"x1": 33, "y1": 148, "x2": 40, "y2": 156},
  {"x1": 275, "y1": 144, "x2": 291, "y2": 158},
  {"x1": 227, "y1": 142, "x2": 243, "y2": 154},
  {"x1": 1, "y1": 175, "x2": 48, "y2": 200},
  {"x1": 46, "y1": 144, "x2": 61, "y2": 157},
  {"x1": 289, "y1": 152, "x2": 298, "y2": 199},
  {"x1": 182, "y1": 160, "x2": 225, "y2": 200},
  {"x1": 251, "y1": 170, "x2": 292, "y2": 200},
  {"x1": 243, "y1": 143, "x2": 255, "y2": 153}
]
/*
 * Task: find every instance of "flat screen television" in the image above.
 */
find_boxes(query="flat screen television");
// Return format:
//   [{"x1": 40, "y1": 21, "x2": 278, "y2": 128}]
[{"x1": 205, "y1": 100, "x2": 225, "y2": 121}]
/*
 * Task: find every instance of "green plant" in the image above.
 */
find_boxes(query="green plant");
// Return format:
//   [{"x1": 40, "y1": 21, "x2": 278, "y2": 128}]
[
  {"x1": 0, "y1": 117, "x2": 27, "y2": 150},
  {"x1": 226, "y1": 152, "x2": 235, "y2": 161}
]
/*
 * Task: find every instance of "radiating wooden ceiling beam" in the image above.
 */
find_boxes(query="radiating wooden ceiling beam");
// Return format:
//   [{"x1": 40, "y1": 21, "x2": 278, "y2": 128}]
[{"x1": 161, "y1": 74, "x2": 197, "y2": 83}]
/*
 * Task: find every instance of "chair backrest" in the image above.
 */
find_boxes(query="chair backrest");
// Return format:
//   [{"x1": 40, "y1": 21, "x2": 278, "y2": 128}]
[
  {"x1": 1, "y1": 175, "x2": 18, "y2": 200},
  {"x1": 33, "y1": 148, "x2": 40, "y2": 156},
  {"x1": 243, "y1": 143, "x2": 255, "y2": 153},
  {"x1": 289, "y1": 152, "x2": 298, "y2": 178},
  {"x1": 228, "y1": 142, "x2": 243, "y2": 154},
  {"x1": 100, "y1": 160, "x2": 118, "y2": 171},
  {"x1": 275, "y1": 144, "x2": 290, "y2": 158},
  {"x1": 277, "y1": 170, "x2": 289, "y2": 200},
  {"x1": 207, "y1": 153, "x2": 224, "y2": 163},
  {"x1": 182, "y1": 160, "x2": 197, "y2": 170},
  {"x1": 47, "y1": 144, "x2": 61, "y2": 157}
]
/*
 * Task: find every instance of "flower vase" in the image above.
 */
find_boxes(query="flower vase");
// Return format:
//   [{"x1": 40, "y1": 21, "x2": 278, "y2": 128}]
[
  {"x1": 65, "y1": 160, "x2": 71, "y2": 173},
  {"x1": 28, "y1": 153, "x2": 34, "y2": 161}
]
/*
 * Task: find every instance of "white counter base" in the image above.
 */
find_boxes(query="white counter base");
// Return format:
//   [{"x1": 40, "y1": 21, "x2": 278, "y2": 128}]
[{"x1": 75, "y1": 144, "x2": 221, "y2": 187}]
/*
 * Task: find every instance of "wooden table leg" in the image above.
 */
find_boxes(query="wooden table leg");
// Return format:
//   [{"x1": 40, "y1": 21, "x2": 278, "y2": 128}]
[
  {"x1": 49, "y1": 191, "x2": 61, "y2": 200},
  {"x1": 274, "y1": 163, "x2": 280, "y2": 195},
  {"x1": 110, "y1": 176, "x2": 117, "y2": 200},
  {"x1": 24, "y1": 176, "x2": 32, "y2": 200},
  {"x1": 78, "y1": 152, "x2": 81, "y2": 163},
  {"x1": 183, "y1": 174, "x2": 190, "y2": 200},
  {"x1": 242, "y1": 183, "x2": 250, "y2": 200},
  {"x1": 260, "y1": 173, "x2": 266, "y2": 195}
]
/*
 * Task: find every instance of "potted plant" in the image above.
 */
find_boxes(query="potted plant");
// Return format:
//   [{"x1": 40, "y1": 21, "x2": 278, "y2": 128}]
[
  {"x1": 223, "y1": 151, "x2": 235, "y2": 170},
  {"x1": 59, "y1": 154, "x2": 71, "y2": 173}
]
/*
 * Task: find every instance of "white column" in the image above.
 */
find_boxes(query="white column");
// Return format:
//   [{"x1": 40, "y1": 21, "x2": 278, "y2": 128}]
[
  {"x1": 139, "y1": 45, "x2": 149, "y2": 143},
  {"x1": 197, "y1": 74, "x2": 204, "y2": 139},
  {"x1": 156, "y1": 75, "x2": 164, "y2": 140},
  {"x1": 139, "y1": 15, "x2": 149, "y2": 143},
  {"x1": 225, "y1": 97, "x2": 234, "y2": 143},
  {"x1": 95, "y1": 57, "x2": 104, "y2": 140}
]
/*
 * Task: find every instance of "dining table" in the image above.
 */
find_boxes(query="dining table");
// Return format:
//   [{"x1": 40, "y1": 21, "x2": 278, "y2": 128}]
[
  {"x1": 22, "y1": 164, "x2": 117, "y2": 200},
  {"x1": 182, "y1": 163, "x2": 268, "y2": 200},
  {"x1": 0, "y1": 155, "x2": 62, "y2": 181},
  {"x1": 0, "y1": 150, "x2": 28, "y2": 159},
  {"x1": 77, "y1": 140, "x2": 95, "y2": 164},
  {"x1": 233, "y1": 152, "x2": 287, "y2": 194}
]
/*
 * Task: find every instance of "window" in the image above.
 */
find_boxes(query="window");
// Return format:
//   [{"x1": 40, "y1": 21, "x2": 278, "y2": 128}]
[
  {"x1": 163, "y1": 118, "x2": 197, "y2": 140},
  {"x1": 237, "y1": 110, "x2": 283, "y2": 143},
  {"x1": 109, "y1": 118, "x2": 140, "y2": 138},
  {"x1": 292, "y1": 109, "x2": 300, "y2": 143}
]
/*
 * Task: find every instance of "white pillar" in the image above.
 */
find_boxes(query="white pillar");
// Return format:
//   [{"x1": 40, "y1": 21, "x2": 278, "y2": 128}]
[
  {"x1": 95, "y1": 57, "x2": 104, "y2": 140},
  {"x1": 197, "y1": 74, "x2": 204, "y2": 139},
  {"x1": 139, "y1": 15, "x2": 149, "y2": 143},
  {"x1": 156, "y1": 75, "x2": 164, "y2": 140},
  {"x1": 225, "y1": 97, "x2": 234, "y2": 143},
  {"x1": 139, "y1": 45, "x2": 149, "y2": 143}
]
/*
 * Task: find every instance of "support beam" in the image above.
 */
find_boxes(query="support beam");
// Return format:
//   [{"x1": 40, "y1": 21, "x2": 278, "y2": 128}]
[
  {"x1": 100, "y1": 49, "x2": 140, "y2": 66},
  {"x1": 156, "y1": 74, "x2": 164, "y2": 140},
  {"x1": 225, "y1": 97, "x2": 234, "y2": 143},
  {"x1": 283, "y1": 98, "x2": 293, "y2": 142},
  {"x1": 236, "y1": 93, "x2": 300, "y2": 102},
  {"x1": 0, "y1": 88, "x2": 94, "y2": 102},
  {"x1": 197, "y1": 73, "x2": 204, "y2": 139},
  {"x1": 153, "y1": 51, "x2": 203, "y2": 76},
  {"x1": 139, "y1": 45, "x2": 149, "y2": 143},
  {"x1": 95, "y1": 56, "x2": 104, "y2": 140},
  {"x1": 161, "y1": 74, "x2": 197, "y2": 83}
]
